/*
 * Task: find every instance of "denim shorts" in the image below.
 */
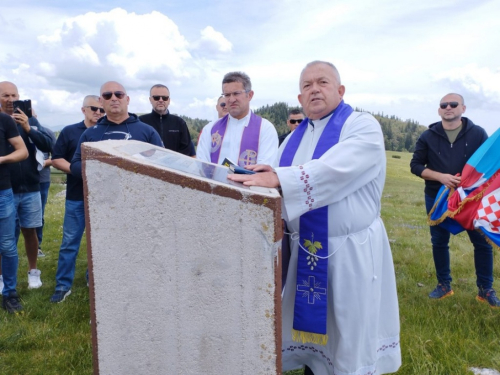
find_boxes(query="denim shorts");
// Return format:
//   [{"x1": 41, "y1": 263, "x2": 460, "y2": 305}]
[{"x1": 14, "y1": 191, "x2": 42, "y2": 228}]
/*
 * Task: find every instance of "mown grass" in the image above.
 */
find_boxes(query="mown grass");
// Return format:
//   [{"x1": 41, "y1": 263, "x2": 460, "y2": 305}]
[
  {"x1": 1, "y1": 153, "x2": 499, "y2": 375},
  {"x1": 0, "y1": 183, "x2": 92, "y2": 375}
]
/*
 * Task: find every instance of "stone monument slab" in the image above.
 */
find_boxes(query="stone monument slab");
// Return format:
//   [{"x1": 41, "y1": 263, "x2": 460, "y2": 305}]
[{"x1": 81, "y1": 140, "x2": 282, "y2": 375}]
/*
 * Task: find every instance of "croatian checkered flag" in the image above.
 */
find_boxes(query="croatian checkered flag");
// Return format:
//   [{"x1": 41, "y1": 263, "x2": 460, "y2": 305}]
[
  {"x1": 430, "y1": 127, "x2": 500, "y2": 248},
  {"x1": 474, "y1": 176, "x2": 500, "y2": 247}
]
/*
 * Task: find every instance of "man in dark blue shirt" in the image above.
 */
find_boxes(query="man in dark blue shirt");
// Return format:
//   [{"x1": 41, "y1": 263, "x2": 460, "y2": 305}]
[{"x1": 50, "y1": 95, "x2": 104, "y2": 303}]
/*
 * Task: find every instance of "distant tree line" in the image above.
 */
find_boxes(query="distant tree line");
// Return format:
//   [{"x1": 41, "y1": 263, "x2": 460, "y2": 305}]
[{"x1": 180, "y1": 102, "x2": 427, "y2": 152}]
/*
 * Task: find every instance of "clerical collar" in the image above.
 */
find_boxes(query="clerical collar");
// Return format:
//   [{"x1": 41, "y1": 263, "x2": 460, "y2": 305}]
[
  {"x1": 308, "y1": 108, "x2": 336, "y2": 127},
  {"x1": 229, "y1": 111, "x2": 252, "y2": 126}
]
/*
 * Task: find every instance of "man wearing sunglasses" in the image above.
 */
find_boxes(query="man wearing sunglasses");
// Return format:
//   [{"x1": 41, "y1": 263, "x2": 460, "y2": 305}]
[
  {"x1": 70, "y1": 81, "x2": 164, "y2": 179},
  {"x1": 411, "y1": 93, "x2": 499, "y2": 307},
  {"x1": 197, "y1": 71, "x2": 278, "y2": 167},
  {"x1": 215, "y1": 96, "x2": 228, "y2": 119},
  {"x1": 278, "y1": 109, "x2": 304, "y2": 146},
  {"x1": 139, "y1": 84, "x2": 194, "y2": 156},
  {"x1": 49, "y1": 95, "x2": 104, "y2": 303},
  {"x1": 0, "y1": 81, "x2": 53, "y2": 291}
]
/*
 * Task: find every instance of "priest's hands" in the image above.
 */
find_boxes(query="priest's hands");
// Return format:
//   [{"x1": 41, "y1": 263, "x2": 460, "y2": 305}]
[{"x1": 227, "y1": 164, "x2": 280, "y2": 188}]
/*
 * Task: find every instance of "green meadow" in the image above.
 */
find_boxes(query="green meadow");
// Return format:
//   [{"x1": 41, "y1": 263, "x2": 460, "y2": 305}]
[{"x1": 1, "y1": 152, "x2": 499, "y2": 375}]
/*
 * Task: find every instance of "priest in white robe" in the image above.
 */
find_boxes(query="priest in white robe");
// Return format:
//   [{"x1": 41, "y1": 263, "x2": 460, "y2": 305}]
[{"x1": 228, "y1": 60, "x2": 401, "y2": 375}]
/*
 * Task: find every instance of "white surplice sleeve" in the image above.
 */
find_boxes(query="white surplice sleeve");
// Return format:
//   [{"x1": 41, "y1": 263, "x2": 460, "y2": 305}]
[
  {"x1": 275, "y1": 112, "x2": 385, "y2": 222},
  {"x1": 256, "y1": 118, "x2": 279, "y2": 165},
  {"x1": 196, "y1": 120, "x2": 216, "y2": 163}
]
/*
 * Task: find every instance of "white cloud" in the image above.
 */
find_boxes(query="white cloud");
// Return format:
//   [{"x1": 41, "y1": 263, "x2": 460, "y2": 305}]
[
  {"x1": 193, "y1": 26, "x2": 232, "y2": 54},
  {"x1": 1, "y1": 0, "x2": 499, "y2": 133},
  {"x1": 433, "y1": 64, "x2": 500, "y2": 107}
]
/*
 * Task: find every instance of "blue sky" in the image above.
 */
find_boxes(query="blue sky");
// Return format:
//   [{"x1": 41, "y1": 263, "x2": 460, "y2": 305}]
[{"x1": 1, "y1": 0, "x2": 499, "y2": 134}]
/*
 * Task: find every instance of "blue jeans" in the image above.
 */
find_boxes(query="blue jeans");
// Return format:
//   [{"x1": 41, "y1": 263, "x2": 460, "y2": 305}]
[
  {"x1": 36, "y1": 181, "x2": 51, "y2": 246},
  {"x1": 425, "y1": 194, "x2": 493, "y2": 289},
  {"x1": 0, "y1": 189, "x2": 19, "y2": 296},
  {"x1": 55, "y1": 200, "x2": 86, "y2": 291}
]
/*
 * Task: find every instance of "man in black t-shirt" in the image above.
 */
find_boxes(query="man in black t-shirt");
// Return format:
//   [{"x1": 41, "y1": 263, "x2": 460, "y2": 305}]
[
  {"x1": 0, "y1": 112, "x2": 28, "y2": 313},
  {"x1": 0, "y1": 81, "x2": 53, "y2": 290}
]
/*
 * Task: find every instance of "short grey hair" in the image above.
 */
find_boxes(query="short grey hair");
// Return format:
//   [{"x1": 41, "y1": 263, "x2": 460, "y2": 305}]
[
  {"x1": 299, "y1": 61, "x2": 341, "y2": 88},
  {"x1": 222, "y1": 71, "x2": 252, "y2": 91},
  {"x1": 83, "y1": 95, "x2": 99, "y2": 106},
  {"x1": 150, "y1": 84, "x2": 169, "y2": 95}
]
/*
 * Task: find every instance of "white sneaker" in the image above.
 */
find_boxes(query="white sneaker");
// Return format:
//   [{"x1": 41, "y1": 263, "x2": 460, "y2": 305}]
[
  {"x1": 28, "y1": 269, "x2": 42, "y2": 289},
  {"x1": 0, "y1": 275, "x2": 3, "y2": 293}
]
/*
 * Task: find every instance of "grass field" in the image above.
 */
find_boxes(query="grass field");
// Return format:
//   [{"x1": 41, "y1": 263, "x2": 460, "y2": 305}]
[{"x1": 1, "y1": 152, "x2": 499, "y2": 375}]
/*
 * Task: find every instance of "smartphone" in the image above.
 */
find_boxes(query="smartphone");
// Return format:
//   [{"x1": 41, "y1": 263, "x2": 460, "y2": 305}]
[
  {"x1": 230, "y1": 165, "x2": 256, "y2": 175},
  {"x1": 13, "y1": 99, "x2": 33, "y2": 118}
]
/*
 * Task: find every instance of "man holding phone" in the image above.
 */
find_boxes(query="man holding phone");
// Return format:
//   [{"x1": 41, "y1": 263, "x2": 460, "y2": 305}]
[{"x1": 0, "y1": 81, "x2": 53, "y2": 290}]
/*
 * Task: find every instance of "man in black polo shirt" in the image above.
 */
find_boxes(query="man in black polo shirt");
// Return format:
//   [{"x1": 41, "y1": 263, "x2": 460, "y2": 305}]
[
  {"x1": 0, "y1": 112, "x2": 28, "y2": 313},
  {"x1": 139, "y1": 84, "x2": 194, "y2": 156},
  {"x1": 49, "y1": 95, "x2": 104, "y2": 303}
]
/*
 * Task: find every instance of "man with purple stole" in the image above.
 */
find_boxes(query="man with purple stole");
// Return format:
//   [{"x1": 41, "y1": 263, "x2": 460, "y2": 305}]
[
  {"x1": 228, "y1": 61, "x2": 401, "y2": 375},
  {"x1": 196, "y1": 72, "x2": 278, "y2": 167}
]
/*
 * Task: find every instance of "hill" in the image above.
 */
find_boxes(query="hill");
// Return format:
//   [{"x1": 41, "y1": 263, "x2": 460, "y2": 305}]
[{"x1": 181, "y1": 102, "x2": 428, "y2": 152}]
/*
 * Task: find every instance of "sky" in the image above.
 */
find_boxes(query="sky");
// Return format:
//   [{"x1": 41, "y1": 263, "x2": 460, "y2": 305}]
[{"x1": 1, "y1": 0, "x2": 499, "y2": 134}]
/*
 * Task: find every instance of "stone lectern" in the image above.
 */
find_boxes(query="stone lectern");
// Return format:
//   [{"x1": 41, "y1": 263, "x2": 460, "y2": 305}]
[{"x1": 81, "y1": 140, "x2": 282, "y2": 375}]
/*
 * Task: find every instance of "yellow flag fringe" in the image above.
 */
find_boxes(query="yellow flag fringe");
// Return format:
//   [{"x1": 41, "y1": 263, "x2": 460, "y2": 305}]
[
  {"x1": 292, "y1": 329, "x2": 328, "y2": 345},
  {"x1": 428, "y1": 171, "x2": 500, "y2": 227},
  {"x1": 428, "y1": 187, "x2": 455, "y2": 226},
  {"x1": 448, "y1": 171, "x2": 500, "y2": 219}
]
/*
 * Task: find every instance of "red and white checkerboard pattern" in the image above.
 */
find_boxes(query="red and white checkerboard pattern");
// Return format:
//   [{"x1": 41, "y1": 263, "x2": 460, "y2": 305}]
[{"x1": 476, "y1": 190, "x2": 500, "y2": 233}]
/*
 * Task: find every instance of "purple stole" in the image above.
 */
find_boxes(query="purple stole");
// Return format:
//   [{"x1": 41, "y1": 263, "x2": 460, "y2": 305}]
[
  {"x1": 210, "y1": 113, "x2": 262, "y2": 167},
  {"x1": 280, "y1": 101, "x2": 353, "y2": 345}
]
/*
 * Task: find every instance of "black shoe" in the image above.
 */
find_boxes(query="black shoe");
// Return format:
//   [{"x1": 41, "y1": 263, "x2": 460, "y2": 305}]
[{"x1": 2, "y1": 293, "x2": 23, "y2": 314}]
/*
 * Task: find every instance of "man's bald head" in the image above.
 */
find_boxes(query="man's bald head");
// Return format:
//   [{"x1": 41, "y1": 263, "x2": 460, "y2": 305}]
[
  {"x1": 100, "y1": 81, "x2": 126, "y2": 95},
  {"x1": 0, "y1": 81, "x2": 20, "y2": 115},
  {"x1": 99, "y1": 81, "x2": 130, "y2": 123}
]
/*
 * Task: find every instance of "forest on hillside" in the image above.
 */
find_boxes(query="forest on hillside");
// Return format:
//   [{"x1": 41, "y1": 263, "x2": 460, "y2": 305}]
[{"x1": 182, "y1": 102, "x2": 427, "y2": 153}]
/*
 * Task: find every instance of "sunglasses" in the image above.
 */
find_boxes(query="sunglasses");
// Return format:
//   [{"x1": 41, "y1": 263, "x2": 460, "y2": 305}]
[
  {"x1": 289, "y1": 119, "x2": 303, "y2": 125},
  {"x1": 101, "y1": 91, "x2": 126, "y2": 100},
  {"x1": 219, "y1": 102, "x2": 226, "y2": 108},
  {"x1": 440, "y1": 102, "x2": 459, "y2": 109},
  {"x1": 152, "y1": 95, "x2": 169, "y2": 101},
  {"x1": 85, "y1": 106, "x2": 105, "y2": 114}
]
